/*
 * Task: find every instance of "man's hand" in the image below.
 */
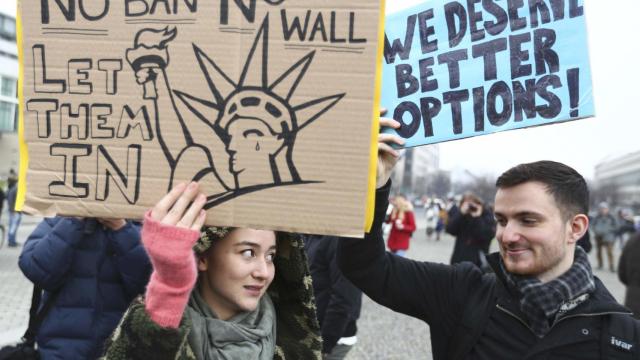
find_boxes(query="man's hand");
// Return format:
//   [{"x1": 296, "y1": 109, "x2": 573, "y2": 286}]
[
  {"x1": 377, "y1": 108, "x2": 405, "y2": 188},
  {"x1": 97, "y1": 218, "x2": 127, "y2": 231}
]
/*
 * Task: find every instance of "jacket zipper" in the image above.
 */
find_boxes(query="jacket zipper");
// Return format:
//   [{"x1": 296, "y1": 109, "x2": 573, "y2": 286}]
[
  {"x1": 496, "y1": 304, "x2": 632, "y2": 334},
  {"x1": 496, "y1": 304, "x2": 537, "y2": 335},
  {"x1": 550, "y1": 311, "x2": 632, "y2": 330}
]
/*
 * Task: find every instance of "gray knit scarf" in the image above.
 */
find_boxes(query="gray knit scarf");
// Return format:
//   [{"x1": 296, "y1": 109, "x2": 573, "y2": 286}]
[
  {"x1": 186, "y1": 289, "x2": 277, "y2": 360},
  {"x1": 501, "y1": 246, "x2": 595, "y2": 338}
]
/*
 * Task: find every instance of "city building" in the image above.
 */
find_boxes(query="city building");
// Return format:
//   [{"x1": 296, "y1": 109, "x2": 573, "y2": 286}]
[
  {"x1": 594, "y1": 151, "x2": 640, "y2": 208},
  {"x1": 0, "y1": 9, "x2": 19, "y2": 180},
  {"x1": 391, "y1": 145, "x2": 440, "y2": 197}
]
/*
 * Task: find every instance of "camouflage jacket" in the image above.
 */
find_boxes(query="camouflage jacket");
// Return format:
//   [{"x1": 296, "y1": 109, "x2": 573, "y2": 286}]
[{"x1": 102, "y1": 234, "x2": 322, "y2": 360}]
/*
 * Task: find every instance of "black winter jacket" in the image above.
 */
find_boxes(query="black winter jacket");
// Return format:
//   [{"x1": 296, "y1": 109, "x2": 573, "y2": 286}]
[
  {"x1": 620, "y1": 233, "x2": 640, "y2": 319},
  {"x1": 338, "y1": 183, "x2": 640, "y2": 359},
  {"x1": 303, "y1": 235, "x2": 362, "y2": 354},
  {"x1": 446, "y1": 204, "x2": 496, "y2": 267}
]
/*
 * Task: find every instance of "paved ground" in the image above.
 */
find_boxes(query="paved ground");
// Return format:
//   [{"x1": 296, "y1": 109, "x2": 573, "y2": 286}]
[
  {"x1": 0, "y1": 208, "x2": 628, "y2": 360},
  {"x1": 0, "y1": 213, "x2": 43, "y2": 345}
]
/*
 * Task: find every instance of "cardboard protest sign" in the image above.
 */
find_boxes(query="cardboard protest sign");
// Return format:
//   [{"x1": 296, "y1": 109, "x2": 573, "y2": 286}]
[
  {"x1": 17, "y1": 0, "x2": 384, "y2": 237},
  {"x1": 381, "y1": 0, "x2": 594, "y2": 147}
]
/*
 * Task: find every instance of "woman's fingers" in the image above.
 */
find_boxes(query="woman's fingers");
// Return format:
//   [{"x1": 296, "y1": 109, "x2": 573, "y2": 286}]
[
  {"x1": 177, "y1": 193, "x2": 207, "y2": 229},
  {"x1": 163, "y1": 182, "x2": 200, "y2": 225},
  {"x1": 190, "y1": 210, "x2": 207, "y2": 231},
  {"x1": 151, "y1": 182, "x2": 187, "y2": 221}
]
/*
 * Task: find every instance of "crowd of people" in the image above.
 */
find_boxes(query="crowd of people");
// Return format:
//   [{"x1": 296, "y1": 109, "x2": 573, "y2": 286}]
[{"x1": 2, "y1": 112, "x2": 640, "y2": 359}]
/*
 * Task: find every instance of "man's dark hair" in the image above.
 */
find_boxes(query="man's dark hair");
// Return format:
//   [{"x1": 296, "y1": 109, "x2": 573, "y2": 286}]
[{"x1": 495, "y1": 161, "x2": 589, "y2": 220}]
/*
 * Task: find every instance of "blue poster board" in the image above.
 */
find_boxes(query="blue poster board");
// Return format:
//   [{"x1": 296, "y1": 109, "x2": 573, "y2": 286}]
[{"x1": 381, "y1": 0, "x2": 594, "y2": 147}]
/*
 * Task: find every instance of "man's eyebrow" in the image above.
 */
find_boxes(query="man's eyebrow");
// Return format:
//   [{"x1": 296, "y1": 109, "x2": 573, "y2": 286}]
[
  {"x1": 514, "y1": 211, "x2": 543, "y2": 218},
  {"x1": 494, "y1": 211, "x2": 543, "y2": 218}
]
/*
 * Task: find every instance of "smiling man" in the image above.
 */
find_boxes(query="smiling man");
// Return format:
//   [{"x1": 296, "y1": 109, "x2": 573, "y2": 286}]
[{"x1": 338, "y1": 158, "x2": 640, "y2": 360}]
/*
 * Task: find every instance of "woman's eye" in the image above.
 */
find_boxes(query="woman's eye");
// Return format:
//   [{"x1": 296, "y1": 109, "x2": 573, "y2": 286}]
[
  {"x1": 266, "y1": 253, "x2": 276, "y2": 262},
  {"x1": 241, "y1": 249, "x2": 255, "y2": 258}
]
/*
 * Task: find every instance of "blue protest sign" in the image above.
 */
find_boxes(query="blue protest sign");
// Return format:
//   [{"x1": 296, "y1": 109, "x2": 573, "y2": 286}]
[{"x1": 381, "y1": 0, "x2": 594, "y2": 147}]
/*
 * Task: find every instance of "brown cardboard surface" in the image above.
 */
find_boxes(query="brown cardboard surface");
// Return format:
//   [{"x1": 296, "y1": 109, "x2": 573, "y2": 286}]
[{"x1": 19, "y1": 0, "x2": 383, "y2": 237}]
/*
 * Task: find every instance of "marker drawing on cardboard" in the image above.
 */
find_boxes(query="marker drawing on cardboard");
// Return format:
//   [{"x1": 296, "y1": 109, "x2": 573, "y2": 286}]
[
  {"x1": 19, "y1": 0, "x2": 383, "y2": 236},
  {"x1": 127, "y1": 18, "x2": 344, "y2": 208}
]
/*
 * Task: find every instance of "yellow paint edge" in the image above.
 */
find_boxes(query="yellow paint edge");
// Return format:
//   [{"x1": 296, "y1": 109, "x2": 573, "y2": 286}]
[
  {"x1": 365, "y1": 0, "x2": 386, "y2": 232},
  {"x1": 15, "y1": 1, "x2": 28, "y2": 212}
]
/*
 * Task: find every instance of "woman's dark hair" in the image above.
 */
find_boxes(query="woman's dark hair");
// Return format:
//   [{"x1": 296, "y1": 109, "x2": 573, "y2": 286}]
[{"x1": 495, "y1": 161, "x2": 589, "y2": 220}]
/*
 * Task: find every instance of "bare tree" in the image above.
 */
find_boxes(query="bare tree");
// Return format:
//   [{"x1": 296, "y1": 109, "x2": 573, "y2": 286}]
[
  {"x1": 592, "y1": 181, "x2": 621, "y2": 209},
  {"x1": 453, "y1": 175, "x2": 497, "y2": 204},
  {"x1": 427, "y1": 171, "x2": 451, "y2": 199}
]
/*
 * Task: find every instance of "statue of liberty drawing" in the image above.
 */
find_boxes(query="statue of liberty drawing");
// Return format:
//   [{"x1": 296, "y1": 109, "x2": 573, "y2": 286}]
[{"x1": 126, "y1": 17, "x2": 344, "y2": 208}]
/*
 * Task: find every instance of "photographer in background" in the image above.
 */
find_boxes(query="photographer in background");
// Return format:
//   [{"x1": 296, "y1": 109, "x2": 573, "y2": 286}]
[{"x1": 446, "y1": 192, "x2": 496, "y2": 270}]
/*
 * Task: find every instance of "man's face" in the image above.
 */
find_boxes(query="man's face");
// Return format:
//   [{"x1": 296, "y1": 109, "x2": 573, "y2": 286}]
[{"x1": 494, "y1": 181, "x2": 581, "y2": 282}]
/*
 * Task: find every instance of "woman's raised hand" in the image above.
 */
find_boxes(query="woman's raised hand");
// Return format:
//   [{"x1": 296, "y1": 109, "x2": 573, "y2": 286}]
[
  {"x1": 142, "y1": 181, "x2": 207, "y2": 282},
  {"x1": 151, "y1": 181, "x2": 207, "y2": 231},
  {"x1": 142, "y1": 182, "x2": 207, "y2": 329}
]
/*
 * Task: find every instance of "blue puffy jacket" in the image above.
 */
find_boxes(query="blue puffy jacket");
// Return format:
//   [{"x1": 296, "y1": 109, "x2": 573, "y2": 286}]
[{"x1": 19, "y1": 217, "x2": 151, "y2": 360}]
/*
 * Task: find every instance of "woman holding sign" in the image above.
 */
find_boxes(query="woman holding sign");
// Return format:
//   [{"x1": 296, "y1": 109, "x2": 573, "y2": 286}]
[{"x1": 103, "y1": 182, "x2": 322, "y2": 359}]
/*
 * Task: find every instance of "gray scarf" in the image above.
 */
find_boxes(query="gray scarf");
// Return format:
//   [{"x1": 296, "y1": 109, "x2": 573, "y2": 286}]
[
  {"x1": 501, "y1": 246, "x2": 595, "y2": 338},
  {"x1": 186, "y1": 289, "x2": 276, "y2": 360}
]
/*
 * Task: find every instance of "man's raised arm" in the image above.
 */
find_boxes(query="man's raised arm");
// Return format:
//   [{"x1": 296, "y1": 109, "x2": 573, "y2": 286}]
[{"x1": 336, "y1": 111, "x2": 483, "y2": 327}]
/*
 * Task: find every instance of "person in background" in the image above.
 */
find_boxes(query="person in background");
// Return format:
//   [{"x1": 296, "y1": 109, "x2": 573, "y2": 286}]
[
  {"x1": 592, "y1": 202, "x2": 618, "y2": 272},
  {"x1": 619, "y1": 231, "x2": 640, "y2": 319},
  {"x1": 19, "y1": 217, "x2": 151, "y2": 359},
  {"x1": 446, "y1": 192, "x2": 496, "y2": 269},
  {"x1": 616, "y1": 209, "x2": 636, "y2": 250},
  {"x1": 435, "y1": 204, "x2": 448, "y2": 242},
  {"x1": 0, "y1": 185, "x2": 5, "y2": 222},
  {"x1": 424, "y1": 200, "x2": 439, "y2": 240},
  {"x1": 386, "y1": 195, "x2": 416, "y2": 257},
  {"x1": 304, "y1": 234, "x2": 362, "y2": 360},
  {"x1": 7, "y1": 168, "x2": 17, "y2": 190},
  {"x1": 6, "y1": 183, "x2": 21, "y2": 247},
  {"x1": 445, "y1": 193, "x2": 457, "y2": 212}
]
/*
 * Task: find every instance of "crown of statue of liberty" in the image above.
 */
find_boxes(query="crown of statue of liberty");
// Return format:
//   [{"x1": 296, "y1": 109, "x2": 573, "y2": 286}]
[{"x1": 173, "y1": 16, "x2": 344, "y2": 141}]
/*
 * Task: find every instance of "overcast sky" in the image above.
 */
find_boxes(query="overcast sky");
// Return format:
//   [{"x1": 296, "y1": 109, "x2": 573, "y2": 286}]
[
  {"x1": 2, "y1": 1, "x2": 636, "y2": 180},
  {"x1": 0, "y1": 1, "x2": 15, "y2": 17}
]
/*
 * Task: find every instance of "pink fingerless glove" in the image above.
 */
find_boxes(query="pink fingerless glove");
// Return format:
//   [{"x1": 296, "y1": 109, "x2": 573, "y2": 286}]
[{"x1": 141, "y1": 211, "x2": 200, "y2": 328}]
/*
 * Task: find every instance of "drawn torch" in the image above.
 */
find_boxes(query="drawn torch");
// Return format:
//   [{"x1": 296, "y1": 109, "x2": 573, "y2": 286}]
[{"x1": 126, "y1": 27, "x2": 177, "y2": 99}]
